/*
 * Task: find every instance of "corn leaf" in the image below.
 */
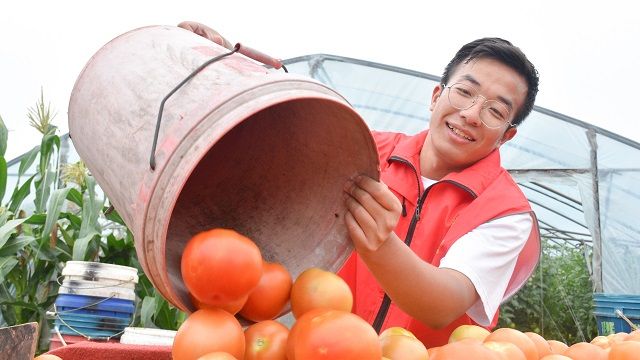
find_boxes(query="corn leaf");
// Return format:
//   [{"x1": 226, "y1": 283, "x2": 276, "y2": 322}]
[
  {"x1": 18, "y1": 146, "x2": 39, "y2": 178},
  {"x1": 8, "y1": 175, "x2": 34, "y2": 214},
  {"x1": 34, "y1": 169, "x2": 55, "y2": 214},
  {"x1": 24, "y1": 213, "x2": 46, "y2": 225},
  {"x1": 41, "y1": 188, "x2": 70, "y2": 243},
  {"x1": 140, "y1": 296, "x2": 156, "y2": 328},
  {"x1": 0, "y1": 156, "x2": 6, "y2": 204},
  {"x1": 79, "y1": 175, "x2": 103, "y2": 239},
  {"x1": 0, "y1": 235, "x2": 35, "y2": 257},
  {"x1": 65, "y1": 188, "x2": 83, "y2": 207},
  {"x1": 0, "y1": 218, "x2": 27, "y2": 249},
  {"x1": 0, "y1": 115, "x2": 7, "y2": 157},
  {"x1": 0, "y1": 256, "x2": 18, "y2": 284},
  {"x1": 72, "y1": 231, "x2": 99, "y2": 261}
]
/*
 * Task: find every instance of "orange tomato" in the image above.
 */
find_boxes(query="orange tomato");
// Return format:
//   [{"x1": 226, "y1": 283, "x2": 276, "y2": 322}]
[
  {"x1": 244, "y1": 320, "x2": 289, "y2": 360},
  {"x1": 562, "y1": 341, "x2": 607, "y2": 360},
  {"x1": 525, "y1": 331, "x2": 553, "y2": 357},
  {"x1": 449, "y1": 324, "x2": 491, "y2": 343},
  {"x1": 608, "y1": 332, "x2": 630, "y2": 344},
  {"x1": 590, "y1": 335, "x2": 610, "y2": 349},
  {"x1": 290, "y1": 267, "x2": 353, "y2": 319},
  {"x1": 34, "y1": 356, "x2": 63, "y2": 360},
  {"x1": 240, "y1": 262, "x2": 292, "y2": 322},
  {"x1": 626, "y1": 329, "x2": 640, "y2": 342},
  {"x1": 286, "y1": 308, "x2": 381, "y2": 360},
  {"x1": 547, "y1": 339, "x2": 569, "y2": 354},
  {"x1": 181, "y1": 228, "x2": 263, "y2": 308},
  {"x1": 172, "y1": 308, "x2": 245, "y2": 360},
  {"x1": 431, "y1": 339, "x2": 501, "y2": 360},
  {"x1": 539, "y1": 355, "x2": 572, "y2": 360},
  {"x1": 379, "y1": 333, "x2": 429, "y2": 360},
  {"x1": 484, "y1": 328, "x2": 538, "y2": 360},
  {"x1": 609, "y1": 340, "x2": 640, "y2": 360},
  {"x1": 483, "y1": 340, "x2": 526, "y2": 360},
  {"x1": 196, "y1": 352, "x2": 238, "y2": 360}
]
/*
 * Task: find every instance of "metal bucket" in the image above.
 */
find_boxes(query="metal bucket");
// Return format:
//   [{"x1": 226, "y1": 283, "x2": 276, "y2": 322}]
[{"x1": 68, "y1": 25, "x2": 379, "y2": 313}]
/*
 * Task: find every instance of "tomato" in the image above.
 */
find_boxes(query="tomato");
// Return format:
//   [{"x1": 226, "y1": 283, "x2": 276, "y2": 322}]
[
  {"x1": 172, "y1": 308, "x2": 245, "y2": 360},
  {"x1": 196, "y1": 352, "x2": 238, "y2": 360},
  {"x1": 484, "y1": 327, "x2": 538, "y2": 360},
  {"x1": 181, "y1": 228, "x2": 263, "y2": 307},
  {"x1": 431, "y1": 339, "x2": 500, "y2": 360},
  {"x1": 34, "y1": 356, "x2": 63, "y2": 360},
  {"x1": 240, "y1": 262, "x2": 292, "y2": 322},
  {"x1": 380, "y1": 333, "x2": 429, "y2": 360},
  {"x1": 191, "y1": 293, "x2": 248, "y2": 315},
  {"x1": 244, "y1": 320, "x2": 289, "y2": 360},
  {"x1": 290, "y1": 267, "x2": 353, "y2": 319},
  {"x1": 286, "y1": 308, "x2": 381, "y2": 360}
]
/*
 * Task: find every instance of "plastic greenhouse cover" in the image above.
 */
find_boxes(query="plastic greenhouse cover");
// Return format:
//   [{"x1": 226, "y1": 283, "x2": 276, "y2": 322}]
[{"x1": 284, "y1": 54, "x2": 640, "y2": 295}]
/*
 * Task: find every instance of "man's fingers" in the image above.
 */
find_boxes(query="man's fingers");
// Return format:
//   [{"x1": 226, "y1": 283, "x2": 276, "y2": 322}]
[
  {"x1": 352, "y1": 176, "x2": 401, "y2": 213},
  {"x1": 344, "y1": 192, "x2": 375, "y2": 229},
  {"x1": 177, "y1": 21, "x2": 233, "y2": 49},
  {"x1": 344, "y1": 211, "x2": 367, "y2": 245}
]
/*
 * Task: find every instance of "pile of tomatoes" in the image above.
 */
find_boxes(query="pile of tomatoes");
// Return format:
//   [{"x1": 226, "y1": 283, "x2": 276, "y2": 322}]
[
  {"x1": 172, "y1": 228, "x2": 640, "y2": 360},
  {"x1": 174, "y1": 228, "x2": 378, "y2": 360}
]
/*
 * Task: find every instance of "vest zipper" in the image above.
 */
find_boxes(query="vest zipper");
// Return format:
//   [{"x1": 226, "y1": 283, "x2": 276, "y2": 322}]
[
  {"x1": 373, "y1": 156, "x2": 424, "y2": 332},
  {"x1": 371, "y1": 161, "x2": 477, "y2": 332}
]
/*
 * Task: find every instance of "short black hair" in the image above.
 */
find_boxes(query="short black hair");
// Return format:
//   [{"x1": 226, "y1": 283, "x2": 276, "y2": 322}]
[{"x1": 441, "y1": 37, "x2": 539, "y2": 127}]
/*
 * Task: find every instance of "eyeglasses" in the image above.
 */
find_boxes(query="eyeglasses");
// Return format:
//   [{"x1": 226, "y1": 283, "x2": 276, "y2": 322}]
[{"x1": 444, "y1": 82, "x2": 512, "y2": 129}]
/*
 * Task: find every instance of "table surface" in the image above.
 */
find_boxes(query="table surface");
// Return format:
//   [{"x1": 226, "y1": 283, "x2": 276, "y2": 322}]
[{"x1": 46, "y1": 341, "x2": 172, "y2": 360}]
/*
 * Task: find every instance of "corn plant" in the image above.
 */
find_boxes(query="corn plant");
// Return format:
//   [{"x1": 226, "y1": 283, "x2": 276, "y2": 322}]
[{"x1": 0, "y1": 94, "x2": 185, "y2": 354}]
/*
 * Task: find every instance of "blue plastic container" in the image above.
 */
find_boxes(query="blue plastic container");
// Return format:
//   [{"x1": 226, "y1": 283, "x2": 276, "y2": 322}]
[
  {"x1": 56, "y1": 323, "x2": 125, "y2": 338},
  {"x1": 55, "y1": 293, "x2": 135, "y2": 317},
  {"x1": 57, "y1": 312, "x2": 132, "y2": 326},
  {"x1": 52, "y1": 293, "x2": 135, "y2": 339},
  {"x1": 55, "y1": 318, "x2": 127, "y2": 331},
  {"x1": 593, "y1": 293, "x2": 640, "y2": 335}
]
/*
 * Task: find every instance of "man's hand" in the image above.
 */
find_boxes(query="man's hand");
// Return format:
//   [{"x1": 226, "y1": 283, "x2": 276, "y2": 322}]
[
  {"x1": 177, "y1": 21, "x2": 234, "y2": 50},
  {"x1": 343, "y1": 175, "x2": 402, "y2": 254}
]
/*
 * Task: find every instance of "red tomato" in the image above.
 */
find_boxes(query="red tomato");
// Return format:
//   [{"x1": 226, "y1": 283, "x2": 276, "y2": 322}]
[
  {"x1": 286, "y1": 308, "x2": 381, "y2": 360},
  {"x1": 244, "y1": 320, "x2": 289, "y2": 360},
  {"x1": 181, "y1": 228, "x2": 263, "y2": 307},
  {"x1": 240, "y1": 262, "x2": 292, "y2": 322},
  {"x1": 172, "y1": 308, "x2": 245, "y2": 360},
  {"x1": 191, "y1": 293, "x2": 248, "y2": 315},
  {"x1": 290, "y1": 267, "x2": 353, "y2": 319},
  {"x1": 196, "y1": 352, "x2": 238, "y2": 360}
]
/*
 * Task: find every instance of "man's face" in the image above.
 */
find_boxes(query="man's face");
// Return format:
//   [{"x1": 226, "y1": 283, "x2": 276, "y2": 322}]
[{"x1": 426, "y1": 58, "x2": 527, "y2": 172}]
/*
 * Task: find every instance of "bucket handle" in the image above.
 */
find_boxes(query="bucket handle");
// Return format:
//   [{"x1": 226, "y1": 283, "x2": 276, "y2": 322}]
[{"x1": 150, "y1": 43, "x2": 289, "y2": 170}]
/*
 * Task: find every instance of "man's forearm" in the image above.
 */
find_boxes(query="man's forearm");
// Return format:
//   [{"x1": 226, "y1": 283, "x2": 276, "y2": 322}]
[{"x1": 357, "y1": 232, "x2": 479, "y2": 329}]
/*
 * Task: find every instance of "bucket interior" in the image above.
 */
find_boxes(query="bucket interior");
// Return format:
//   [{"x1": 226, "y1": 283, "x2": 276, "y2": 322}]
[{"x1": 165, "y1": 97, "x2": 377, "y2": 310}]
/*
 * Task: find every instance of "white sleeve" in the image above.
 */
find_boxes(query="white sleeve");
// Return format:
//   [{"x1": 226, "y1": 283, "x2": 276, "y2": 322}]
[{"x1": 438, "y1": 213, "x2": 533, "y2": 326}]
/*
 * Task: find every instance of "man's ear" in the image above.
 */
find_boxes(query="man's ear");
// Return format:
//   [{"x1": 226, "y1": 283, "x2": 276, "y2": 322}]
[
  {"x1": 429, "y1": 84, "x2": 443, "y2": 111},
  {"x1": 498, "y1": 126, "x2": 518, "y2": 147}
]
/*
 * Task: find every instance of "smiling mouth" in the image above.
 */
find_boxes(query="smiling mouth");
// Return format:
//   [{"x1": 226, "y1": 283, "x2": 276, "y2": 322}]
[{"x1": 447, "y1": 122, "x2": 475, "y2": 141}]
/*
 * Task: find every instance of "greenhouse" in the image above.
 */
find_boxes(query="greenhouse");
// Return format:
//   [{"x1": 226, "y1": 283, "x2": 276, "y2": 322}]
[{"x1": 2, "y1": 51, "x2": 640, "y2": 356}]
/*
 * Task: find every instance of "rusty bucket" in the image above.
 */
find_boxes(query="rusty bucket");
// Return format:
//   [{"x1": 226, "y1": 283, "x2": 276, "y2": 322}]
[{"x1": 68, "y1": 25, "x2": 379, "y2": 313}]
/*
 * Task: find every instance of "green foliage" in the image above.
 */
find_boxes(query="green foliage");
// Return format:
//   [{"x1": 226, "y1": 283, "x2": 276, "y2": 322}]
[
  {"x1": 499, "y1": 239, "x2": 598, "y2": 345},
  {"x1": 0, "y1": 93, "x2": 185, "y2": 354}
]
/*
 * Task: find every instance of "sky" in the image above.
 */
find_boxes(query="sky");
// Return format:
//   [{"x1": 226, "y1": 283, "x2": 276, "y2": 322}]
[{"x1": 2, "y1": 0, "x2": 640, "y2": 161}]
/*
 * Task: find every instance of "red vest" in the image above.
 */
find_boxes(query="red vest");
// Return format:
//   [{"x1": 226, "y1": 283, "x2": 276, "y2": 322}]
[{"x1": 338, "y1": 130, "x2": 541, "y2": 348}]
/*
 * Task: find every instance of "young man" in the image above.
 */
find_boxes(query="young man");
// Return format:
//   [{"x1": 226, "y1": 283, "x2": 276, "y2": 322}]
[
  {"x1": 180, "y1": 22, "x2": 541, "y2": 347},
  {"x1": 339, "y1": 38, "x2": 541, "y2": 347}
]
